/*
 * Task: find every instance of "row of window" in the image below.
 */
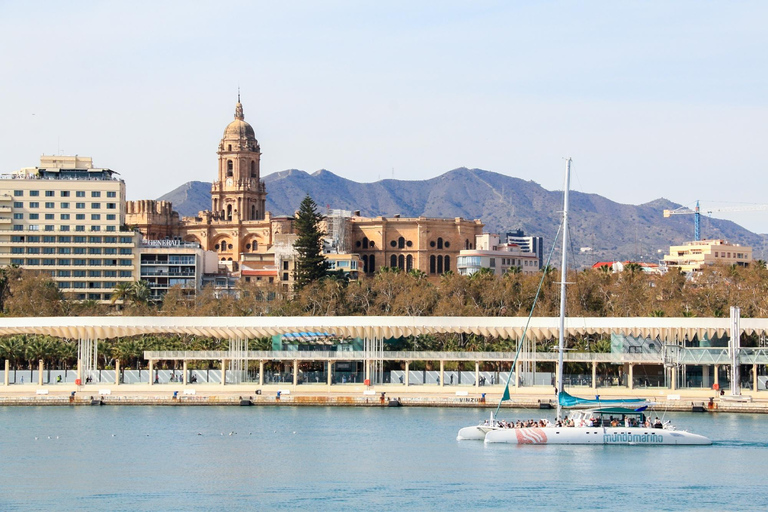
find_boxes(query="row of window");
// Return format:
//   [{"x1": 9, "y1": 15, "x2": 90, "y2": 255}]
[
  {"x1": 13, "y1": 190, "x2": 117, "y2": 198},
  {"x1": 55, "y1": 281, "x2": 119, "y2": 289},
  {"x1": 10, "y1": 258, "x2": 133, "y2": 266},
  {"x1": 14, "y1": 213, "x2": 116, "y2": 221},
  {"x1": 10, "y1": 236, "x2": 134, "y2": 244},
  {"x1": 56, "y1": 270, "x2": 130, "y2": 278},
  {"x1": 12, "y1": 247, "x2": 131, "y2": 255},
  {"x1": 13, "y1": 225, "x2": 118, "y2": 232},
  {"x1": 358, "y1": 237, "x2": 458, "y2": 250},
  {"x1": 12, "y1": 201, "x2": 117, "y2": 209}
]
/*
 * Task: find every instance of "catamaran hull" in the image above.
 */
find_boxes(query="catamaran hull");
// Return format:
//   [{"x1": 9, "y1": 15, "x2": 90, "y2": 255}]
[
  {"x1": 484, "y1": 427, "x2": 711, "y2": 445},
  {"x1": 457, "y1": 425, "x2": 498, "y2": 440}
]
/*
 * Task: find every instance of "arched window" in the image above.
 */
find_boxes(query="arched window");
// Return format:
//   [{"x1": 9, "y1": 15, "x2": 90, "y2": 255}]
[
  {"x1": 362, "y1": 254, "x2": 368, "y2": 273},
  {"x1": 227, "y1": 160, "x2": 233, "y2": 177},
  {"x1": 362, "y1": 237, "x2": 369, "y2": 249},
  {"x1": 406, "y1": 254, "x2": 413, "y2": 271},
  {"x1": 369, "y1": 255, "x2": 375, "y2": 272},
  {"x1": 437, "y1": 255, "x2": 443, "y2": 274},
  {"x1": 430, "y1": 255, "x2": 436, "y2": 274},
  {"x1": 251, "y1": 240, "x2": 257, "y2": 251},
  {"x1": 398, "y1": 254, "x2": 405, "y2": 269},
  {"x1": 228, "y1": 144, "x2": 232, "y2": 151},
  {"x1": 390, "y1": 255, "x2": 397, "y2": 268},
  {"x1": 444, "y1": 255, "x2": 450, "y2": 273},
  {"x1": 250, "y1": 161, "x2": 256, "y2": 178},
  {"x1": 251, "y1": 205, "x2": 256, "y2": 220},
  {"x1": 398, "y1": 236, "x2": 405, "y2": 249},
  {"x1": 226, "y1": 204, "x2": 233, "y2": 220},
  {"x1": 437, "y1": 237, "x2": 443, "y2": 249}
]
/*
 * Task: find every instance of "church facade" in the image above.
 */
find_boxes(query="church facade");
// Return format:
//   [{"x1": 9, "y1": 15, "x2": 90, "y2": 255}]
[{"x1": 126, "y1": 99, "x2": 484, "y2": 282}]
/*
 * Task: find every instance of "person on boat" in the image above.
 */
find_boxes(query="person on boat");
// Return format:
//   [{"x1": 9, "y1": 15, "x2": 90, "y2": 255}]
[{"x1": 654, "y1": 417, "x2": 663, "y2": 429}]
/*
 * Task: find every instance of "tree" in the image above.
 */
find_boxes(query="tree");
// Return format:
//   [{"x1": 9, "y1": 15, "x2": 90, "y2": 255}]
[{"x1": 293, "y1": 195, "x2": 328, "y2": 290}]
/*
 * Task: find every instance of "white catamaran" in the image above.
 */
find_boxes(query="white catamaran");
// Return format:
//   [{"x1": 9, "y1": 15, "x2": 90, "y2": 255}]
[{"x1": 459, "y1": 159, "x2": 712, "y2": 446}]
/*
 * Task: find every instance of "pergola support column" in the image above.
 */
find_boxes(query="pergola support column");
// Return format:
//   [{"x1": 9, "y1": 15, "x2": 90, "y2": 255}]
[
  {"x1": 293, "y1": 360, "x2": 298, "y2": 387},
  {"x1": 220, "y1": 359, "x2": 226, "y2": 386},
  {"x1": 439, "y1": 360, "x2": 445, "y2": 387},
  {"x1": 182, "y1": 360, "x2": 187, "y2": 385},
  {"x1": 591, "y1": 361, "x2": 597, "y2": 390},
  {"x1": 115, "y1": 359, "x2": 120, "y2": 385},
  {"x1": 327, "y1": 361, "x2": 332, "y2": 387},
  {"x1": 475, "y1": 361, "x2": 480, "y2": 388},
  {"x1": 404, "y1": 361, "x2": 409, "y2": 386},
  {"x1": 754, "y1": 364, "x2": 758, "y2": 393},
  {"x1": 148, "y1": 359, "x2": 154, "y2": 386},
  {"x1": 259, "y1": 360, "x2": 264, "y2": 386},
  {"x1": 38, "y1": 359, "x2": 44, "y2": 386},
  {"x1": 628, "y1": 363, "x2": 634, "y2": 390},
  {"x1": 4, "y1": 359, "x2": 9, "y2": 386}
]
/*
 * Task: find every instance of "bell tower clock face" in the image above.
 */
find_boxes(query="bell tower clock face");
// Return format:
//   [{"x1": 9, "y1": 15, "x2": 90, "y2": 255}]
[{"x1": 226, "y1": 178, "x2": 233, "y2": 187}]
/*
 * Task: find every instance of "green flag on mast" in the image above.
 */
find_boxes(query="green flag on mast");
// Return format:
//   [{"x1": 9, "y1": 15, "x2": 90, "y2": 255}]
[{"x1": 501, "y1": 383, "x2": 510, "y2": 402}]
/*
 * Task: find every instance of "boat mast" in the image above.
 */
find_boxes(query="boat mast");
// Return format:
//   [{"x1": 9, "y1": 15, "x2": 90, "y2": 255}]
[{"x1": 557, "y1": 157, "x2": 572, "y2": 421}]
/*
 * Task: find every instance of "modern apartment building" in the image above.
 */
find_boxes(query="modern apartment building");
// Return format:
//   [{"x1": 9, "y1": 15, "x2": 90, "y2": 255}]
[
  {"x1": 139, "y1": 240, "x2": 218, "y2": 301},
  {"x1": 662, "y1": 239, "x2": 753, "y2": 273},
  {"x1": 457, "y1": 233, "x2": 540, "y2": 276},
  {"x1": 505, "y1": 229, "x2": 544, "y2": 269},
  {"x1": 0, "y1": 156, "x2": 140, "y2": 303}
]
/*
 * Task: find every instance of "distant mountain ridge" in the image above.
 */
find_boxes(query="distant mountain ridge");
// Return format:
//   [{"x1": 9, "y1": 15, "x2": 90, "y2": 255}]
[{"x1": 157, "y1": 167, "x2": 768, "y2": 263}]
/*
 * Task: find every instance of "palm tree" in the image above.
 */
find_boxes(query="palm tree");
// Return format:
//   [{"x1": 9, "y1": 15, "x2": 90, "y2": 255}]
[
  {"x1": 110, "y1": 283, "x2": 132, "y2": 306},
  {"x1": 0, "y1": 335, "x2": 25, "y2": 369},
  {"x1": 130, "y1": 281, "x2": 152, "y2": 305}
]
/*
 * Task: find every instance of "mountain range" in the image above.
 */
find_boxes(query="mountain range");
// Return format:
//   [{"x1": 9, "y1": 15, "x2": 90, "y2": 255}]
[{"x1": 158, "y1": 167, "x2": 768, "y2": 264}]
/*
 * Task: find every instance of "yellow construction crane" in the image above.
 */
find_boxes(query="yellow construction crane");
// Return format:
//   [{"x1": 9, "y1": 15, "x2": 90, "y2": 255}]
[{"x1": 663, "y1": 200, "x2": 768, "y2": 240}]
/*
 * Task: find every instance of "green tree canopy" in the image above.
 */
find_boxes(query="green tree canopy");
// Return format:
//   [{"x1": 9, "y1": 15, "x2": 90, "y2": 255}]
[{"x1": 293, "y1": 195, "x2": 328, "y2": 290}]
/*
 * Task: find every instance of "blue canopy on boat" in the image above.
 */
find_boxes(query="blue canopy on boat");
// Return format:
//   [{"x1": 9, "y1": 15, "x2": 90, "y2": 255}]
[{"x1": 558, "y1": 390, "x2": 648, "y2": 408}]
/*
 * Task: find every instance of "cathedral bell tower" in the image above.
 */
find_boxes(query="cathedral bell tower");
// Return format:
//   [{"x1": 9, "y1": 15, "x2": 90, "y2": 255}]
[{"x1": 211, "y1": 96, "x2": 267, "y2": 222}]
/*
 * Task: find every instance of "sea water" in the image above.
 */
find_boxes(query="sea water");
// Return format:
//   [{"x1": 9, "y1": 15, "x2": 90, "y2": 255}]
[{"x1": 0, "y1": 406, "x2": 765, "y2": 511}]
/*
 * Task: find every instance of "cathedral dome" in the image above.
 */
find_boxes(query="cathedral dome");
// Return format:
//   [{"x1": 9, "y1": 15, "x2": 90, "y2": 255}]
[{"x1": 222, "y1": 101, "x2": 256, "y2": 141}]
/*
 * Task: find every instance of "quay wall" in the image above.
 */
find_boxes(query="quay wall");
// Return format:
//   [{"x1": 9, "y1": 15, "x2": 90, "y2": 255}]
[{"x1": 1, "y1": 383, "x2": 767, "y2": 413}]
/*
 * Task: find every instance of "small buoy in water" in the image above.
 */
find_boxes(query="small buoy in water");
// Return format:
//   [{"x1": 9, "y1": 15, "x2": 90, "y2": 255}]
[
  {"x1": 197, "y1": 433, "x2": 202, "y2": 436},
  {"x1": 111, "y1": 434, "x2": 116, "y2": 437},
  {"x1": 292, "y1": 431, "x2": 296, "y2": 434}
]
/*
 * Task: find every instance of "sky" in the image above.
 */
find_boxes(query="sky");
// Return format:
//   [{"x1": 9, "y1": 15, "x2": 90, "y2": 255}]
[{"x1": 1, "y1": 1, "x2": 767, "y2": 233}]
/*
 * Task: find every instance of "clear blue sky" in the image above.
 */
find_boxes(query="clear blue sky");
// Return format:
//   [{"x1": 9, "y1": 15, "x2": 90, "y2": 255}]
[{"x1": 1, "y1": 1, "x2": 766, "y2": 233}]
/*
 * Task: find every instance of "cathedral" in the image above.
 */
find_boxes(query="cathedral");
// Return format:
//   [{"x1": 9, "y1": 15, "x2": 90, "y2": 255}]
[
  {"x1": 126, "y1": 98, "x2": 293, "y2": 272},
  {"x1": 126, "y1": 98, "x2": 484, "y2": 283}
]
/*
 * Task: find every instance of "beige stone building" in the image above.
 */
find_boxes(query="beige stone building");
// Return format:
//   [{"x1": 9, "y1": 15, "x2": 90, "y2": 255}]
[
  {"x1": 663, "y1": 239, "x2": 753, "y2": 273},
  {"x1": 349, "y1": 214, "x2": 484, "y2": 276}
]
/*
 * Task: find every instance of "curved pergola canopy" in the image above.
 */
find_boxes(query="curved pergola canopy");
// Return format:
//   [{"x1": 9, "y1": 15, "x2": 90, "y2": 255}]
[{"x1": 0, "y1": 316, "x2": 764, "y2": 341}]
